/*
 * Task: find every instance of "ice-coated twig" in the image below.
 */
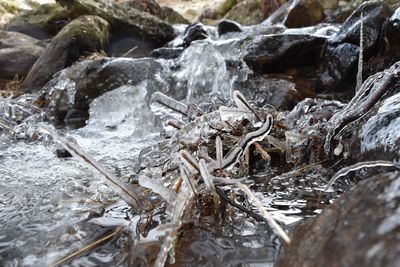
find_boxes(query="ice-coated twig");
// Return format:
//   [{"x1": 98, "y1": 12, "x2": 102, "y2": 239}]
[
  {"x1": 151, "y1": 92, "x2": 188, "y2": 116},
  {"x1": 325, "y1": 160, "x2": 400, "y2": 192},
  {"x1": 324, "y1": 62, "x2": 400, "y2": 154},
  {"x1": 179, "y1": 150, "x2": 200, "y2": 173},
  {"x1": 215, "y1": 136, "x2": 223, "y2": 170},
  {"x1": 39, "y1": 124, "x2": 140, "y2": 207},
  {"x1": 179, "y1": 165, "x2": 198, "y2": 195},
  {"x1": 155, "y1": 168, "x2": 198, "y2": 267},
  {"x1": 235, "y1": 182, "x2": 291, "y2": 244},
  {"x1": 199, "y1": 159, "x2": 216, "y2": 192},
  {"x1": 138, "y1": 175, "x2": 177, "y2": 205}
]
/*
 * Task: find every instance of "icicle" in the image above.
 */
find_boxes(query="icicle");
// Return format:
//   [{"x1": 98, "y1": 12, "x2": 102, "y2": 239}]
[{"x1": 215, "y1": 136, "x2": 223, "y2": 170}]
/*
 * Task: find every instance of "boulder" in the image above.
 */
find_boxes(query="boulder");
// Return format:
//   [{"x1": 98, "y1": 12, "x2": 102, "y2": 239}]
[
  {"x1": 330, "y1": 1, "x2": 392, "y2": 52},
  {"x1": 277, "y1": 172, "x2": 400, "y2": 267},
  {"x1": 223, "y1": 0, "x2": 264, "y2": 25},
  {"x1": 0, "y1": 30, "x2": 44, "y2": 79},
  {"x1": 0, "y1": 45, "x2": 43, "y2": 79},
  {"x1": 0, "y1": 30, "x2": 42, "y2": 49},
  {"x1": 21, "y1": 15, "x2": 109, "y2": 92},
  {"x1": 38, "y1": 57, "x2": 172, "y2": 126},
  {"x1": 161, "y1": 6, "x2": 189, "y2": 24},
  {"x1": 123, "y1": 0, "x2": 189, "y2": 24},
  {"x1": 56, "y1": 0, "x2": 175, "y2": 46},
  {"x1": 244, "y1": 34, "x2": 326, "y2": 73},
  {"x1": 217, "y1": 19, "x2": 242, "y2": 36},
  {"x1": 284, "y1": 0, "x2": 325, "y2": 28},
  {"x1": 4, "y1": 3, "x2": 72, "y2": 40}
]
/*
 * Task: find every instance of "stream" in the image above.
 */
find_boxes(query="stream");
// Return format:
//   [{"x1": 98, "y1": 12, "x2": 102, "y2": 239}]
[{"x1": 1, "y1": 1, "x2": 400, "y2": 266}]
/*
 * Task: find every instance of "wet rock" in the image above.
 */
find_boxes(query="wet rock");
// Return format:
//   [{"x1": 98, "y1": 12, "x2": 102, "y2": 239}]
[
  {"x1": 233, "y1": 74, "x2": 310, "y2": 111},
  {"x1": 0, "y1": 45, "x2": 43, "y2": 79},
  {"x1": 277, "y1": 172, "x2": 400, "y2": 267},
  {"x1": 181, "y1": 23, "x2": 208, "y2": 48},
  {"x1": 244, "y1": 34, "x2": 326, "y2": 74},
  {"x1": 217, "y1": 19, "x2": 242, "y2": 36},
  {"x1": 21, "y1": 15, "x2": 109, "y2": 92},
  {"x1": 40, "y1": 57, "x2": 172, "y2": 126},
  {"x1": 364, "y1": 7, "x2": 400, "y2": 77},
  {"x1": 360, "y1": 92, "x2": 400, "y2": 157},
  {"x1": 284, "y1": 0, "x2": 325, "y2": 28},
  {"x1": 4, "y1": 3, "x2": 72, "y2": 40},
  {"x1": 223, "y1": 0, "x2": 264, "y2": 25},
  {"x1": 330, "y1": 1, "x2": 392, "y2": 52},
  {"x1": 313, "y1": 42, "x2": 359, "y2": 93},
  {"x1": 56, "y1": 0, "x2": 175, "y2": 46}
]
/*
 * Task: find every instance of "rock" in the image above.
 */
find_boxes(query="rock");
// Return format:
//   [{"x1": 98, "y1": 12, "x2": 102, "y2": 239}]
[
  {"x1": 181, "y1": 23, "x2": 208, "y2": 48},
  {"x1": 123, "y1": 0, "x2": 189, "y2": 24},
  {"x1": 364, "y1": 7, "x2": 400, "y2": 77},
  {"x1": 161, "y1": 6, "x2": 189, "y2": 24},
  {"x1": 313, "y1": 42, "x2": 360, "y2": 93},
  {"x1": 0, "y1": 30, "x2": 44, "y2": 79},
  {"x1": 284, "y1": 0, "x2": 325, "y2": 28},
  {"x1": 233, "y1": 74, "x2": 309, "y2": 111},
  {"x1": 330, "y1": 1, "x2": 392, "y2": 52},
  {"x1": 277, "y1": 172, "x2": 400, "y2": 267},
  {"x1": 0, "y1": 30, "x2": 41, "y2": 49},
  {"x1": 21, "y1": 15, "x2": 109, "y2": 92},
  {"x1": 56, "y1": 0, "x2": 175, "y2": 46},
  {"x1": 360, "y1": 92, "x2": 400, "y2": 157},
  {"x1": 0, "y1": 45, "x2": 43, "y2": 79},
  {"x1": 244, "y1": 34, "x2": 326, "y2": 74},
  {"x1": 4, "y1": 3, "x2": 72, "y2": 40},
  {"x1": 223, "y1": 0, "x2": 264, "y2": 26},
  {"x1": 40, "y1": 57, "x2": 171, "y2": 126},
  {"x1": 218, "y1": 19, "x2": 242, "y2": 36}
]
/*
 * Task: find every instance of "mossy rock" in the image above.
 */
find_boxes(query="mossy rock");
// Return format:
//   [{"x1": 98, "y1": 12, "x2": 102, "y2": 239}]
[
  {"x1": 5, "y1": 3, "x2": 73, "y2": 39},
  {"x1": 56, "y1": 0, "x2": 175, "y2": 46},
  {"x1": 0, "y1": 0, "x2": 21, "y2": 15},
  {"x1": 223, "y1": 0, "x2": 264, "y2": 26},
  {"x1": 21, "y1": 15, "x2": 110, "y2": 92}
]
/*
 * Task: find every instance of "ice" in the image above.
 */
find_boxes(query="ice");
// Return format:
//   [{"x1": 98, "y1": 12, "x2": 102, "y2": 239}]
[{"x1": 174, "y1": 41, "x2": 231, "y2": 100}]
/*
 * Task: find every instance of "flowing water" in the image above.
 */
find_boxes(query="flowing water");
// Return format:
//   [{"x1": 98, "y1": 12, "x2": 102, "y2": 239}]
[{"x1": 0, "y1": 26, "x2": 361, "y2": 266}]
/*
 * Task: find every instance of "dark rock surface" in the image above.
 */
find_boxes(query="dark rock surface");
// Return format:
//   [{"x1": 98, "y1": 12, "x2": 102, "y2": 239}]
[
  {"x1": 0, "y1": 45, "x2": 43, "y2": 79},
  {"x1": 21, "y1": 15, "x2": 109, "y2": 92},
  {"x1": 330, "y1": 1, "x2": 392, "y2": 51},
  {"x1": 244, "y1": 34, "x2": 326, "y2": 73},
  {"x1": 181, "y1": 23, "x2": 208, "y2": 48},
  {"x1": 233, "y1": 74, "x2": 310, "y2": 111},
  {"x1": 277, "y1": 172, "x2": 400, "y2": 267},
  {"x1": 4, "y1": 3, "x2": 72, "y2": 40},
  {"x1": 0, "y1": 30, "x2": 43, "y2": 79},
  {"x1": 218, "y1": 19, "x2": 242, "y2": 36}
]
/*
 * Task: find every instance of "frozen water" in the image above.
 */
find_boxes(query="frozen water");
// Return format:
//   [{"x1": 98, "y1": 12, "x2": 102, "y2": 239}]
[{"x1": 174, "y1": 41, "x2": 231, "y2": 101}]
